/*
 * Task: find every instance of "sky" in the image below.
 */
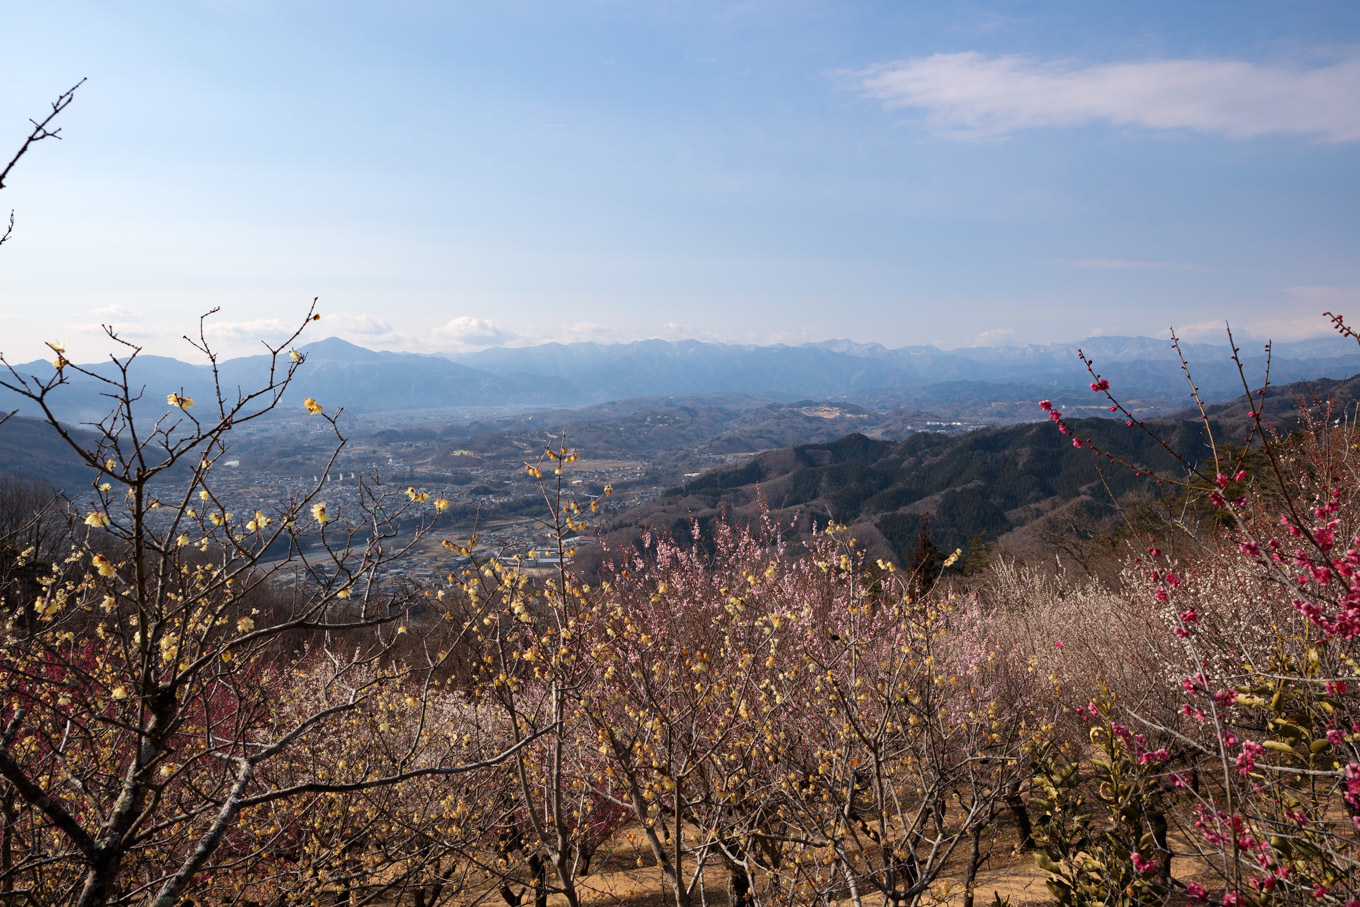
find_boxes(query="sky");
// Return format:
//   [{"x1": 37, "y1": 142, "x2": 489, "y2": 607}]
[{"x1": 1, "y1": 0, "x2": 1358, "y2": 361}]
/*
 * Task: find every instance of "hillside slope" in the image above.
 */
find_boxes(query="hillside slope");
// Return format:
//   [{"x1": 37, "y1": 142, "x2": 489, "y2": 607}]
[{"x1": 605, "y1": 414, "x2": 1226, "y2": 566}]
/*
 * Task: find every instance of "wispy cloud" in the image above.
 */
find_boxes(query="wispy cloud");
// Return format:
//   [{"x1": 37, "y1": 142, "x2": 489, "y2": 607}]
[
  {"x1": 851, "y1": 51, "x2": 1360, "y2": 142},
  {"x1": 1059, "y1": 258, "x2": 1205, "y2": 271},
  {"x1": 65, "y1": 306, "x2": 152, "y2": 344},
  {"x1": 324, "y1": 314, "x2": 400, "y2": 342},
  {"x1": 90, "y1": 304, "x2": 145, "y2": 322}
]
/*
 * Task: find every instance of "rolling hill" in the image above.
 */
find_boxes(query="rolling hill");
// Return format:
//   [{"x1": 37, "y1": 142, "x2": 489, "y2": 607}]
[{"x1": 604, "y1": 416, "x2": 1205, "y2": 566}]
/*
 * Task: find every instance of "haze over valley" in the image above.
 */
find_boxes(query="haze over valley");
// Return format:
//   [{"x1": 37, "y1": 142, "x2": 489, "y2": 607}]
[{"x1": 5, "y1": 331, "x2": 1357, "y2": 583}]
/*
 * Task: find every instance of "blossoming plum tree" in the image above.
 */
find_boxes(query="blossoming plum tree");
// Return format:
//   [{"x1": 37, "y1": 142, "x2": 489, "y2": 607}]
[
  {"x1": 573, "y1": 508, "x2": 1041, "y2": 907},
  {"x1": 0, "y1": 310, "x2": 536, "y2": 907},
  {"x1": 1034, "y1": 321, "x2": 1360, "y2": 906}
]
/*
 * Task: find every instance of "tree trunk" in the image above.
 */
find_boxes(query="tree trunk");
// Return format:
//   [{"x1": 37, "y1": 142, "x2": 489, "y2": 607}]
[
  {"x1": 74, "y1": 848, "x2": 119, "y2": 907},
  {"x1": 962, "y1": 823, "x2": 985, "y2": 907},
  {"x1": 530, "y1": 853, "x2": 548, "y2": 907},
  {"x1": 1151, "y1": 806, "x2": 1172, "y2": 882},
  {"x1": 1004, "y1": 780, "x2": 1034, "y2": 852},
  {"x1": 1, "y1": 787, "x2": 14, "y2": 907},
  {"x1": 727, "y1": 863, "x2": 753, "y2": 907}
]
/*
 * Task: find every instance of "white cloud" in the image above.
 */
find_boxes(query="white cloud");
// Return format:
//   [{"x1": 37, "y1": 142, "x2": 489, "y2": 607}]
[
  {"x1": 197, "y1": 313, "x2": 403, "y2": 352},
  {"x1": 656, "y1": 320, "x2": 732, "y2": 343},
  {"x1": 851, "y1": 51, "x2": 1360, "y2": 142},
  {"x1": 90, "y1": 304, "x2": 144, "y2": 321},
  {"x1": 64, "y1": 306, "x2": 155, "y2": 348},
  {"x1": 1169, "y1": 320, "x2": 1233, "y2": 343},
  {"x1": 321, "y1": 314, "x2": 399, "y2": 341},
  {"x1": 433, "y1": 316, "x2": 516, "y2": 351},
  {"x1": 1059, "y1": 258, "x2": 1204, "y2": 271},
  {"x1": 69, "y1": 321, "x2": 159, "y2": 343},
  {"x1": 201, "y1": 318, "x2": 293, "y2": 343},
  {"x1": 500, "y1": 321, "x2": 726, "y2": 347},
  {"x1": 967, "y1": 328, "x2": 1014, "y2": 347},
  {"x1": 534, "y1": 320, "x2": 739, "y2": 346},
  {"x1": 554, "y1": 322, "x2": 618, "y2": 344}
]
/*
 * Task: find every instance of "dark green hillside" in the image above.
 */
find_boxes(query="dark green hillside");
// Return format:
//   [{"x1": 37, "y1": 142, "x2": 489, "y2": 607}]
[
  {"x1": 0, "y1": 416, "x2": 105, "y2": 490},
  {"x1": 613, "y1": 416, "x2": 1212, "y2": 565}
]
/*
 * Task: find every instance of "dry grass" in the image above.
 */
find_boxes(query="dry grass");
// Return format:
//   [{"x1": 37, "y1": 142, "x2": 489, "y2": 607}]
[{"x1": 453, "y1": 817, "x2": 1057, "y2": 907}]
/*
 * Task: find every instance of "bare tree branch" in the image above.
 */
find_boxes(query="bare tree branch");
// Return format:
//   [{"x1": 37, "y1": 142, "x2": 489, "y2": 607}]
[{"x1": 0, "y1": 78, "x2": 85, "y2": 191}]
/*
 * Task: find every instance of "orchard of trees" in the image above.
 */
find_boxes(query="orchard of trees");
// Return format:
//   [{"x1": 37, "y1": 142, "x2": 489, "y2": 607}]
[{"x1": 3, "y1": 83, "x2": 1360, "y2": 907}]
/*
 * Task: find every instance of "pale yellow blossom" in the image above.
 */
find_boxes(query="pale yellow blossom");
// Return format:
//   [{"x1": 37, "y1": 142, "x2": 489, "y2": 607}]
[{"x1": 93, "y1": 553, "x2": 116, "y2": 576}]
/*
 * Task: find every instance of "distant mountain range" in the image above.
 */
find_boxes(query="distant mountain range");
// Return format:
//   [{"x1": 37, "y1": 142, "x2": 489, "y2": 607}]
[
  {"x1": 2, "y1": 333, "x2": 1357, "y2": 426},
  {"x1": 0, "y1": 338, "x2": 577, "y2": 425},
  {"x1": 451, "y1": 334, "x2": 1360, "y2": 412}
]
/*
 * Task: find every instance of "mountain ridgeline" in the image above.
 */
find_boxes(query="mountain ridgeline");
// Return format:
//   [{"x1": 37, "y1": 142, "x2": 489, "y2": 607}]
[
  {"x1": 602, "y1": 374, "x2": 1360, "y2": 567},
  {"x1": 453, "y1": 334, "x2": 1360, "y2": 413},
  {"x1": 4, "y1": 333, "x2": 1358, "y2": 425},
  {"x1": 604, "y1": 415, "x2": 1240, "y2": 567}
]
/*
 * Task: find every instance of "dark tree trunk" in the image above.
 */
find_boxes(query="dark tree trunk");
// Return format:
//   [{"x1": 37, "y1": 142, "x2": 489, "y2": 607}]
[
  {"x1": 1151, "y1": 806, "x2": 1172, "y2": 881},
  {"x1": 727, "y1": 863, "x2": 754, "y2": 907},
  {"x1": 530, "y1": 853, "x2": 548, "y2": 907},
  {"x1": 74, "y1": 848, "x2": 119, "y2": 907},
  {"x1": 1005, "y1": 780, "x2": 1034, "y2": 852},
  {"x1": 963, "y1": 823, "x2": 985, "y2": 907},
  {"x1": 1, "y1": 787, "x2": 14, "y2": 907}
]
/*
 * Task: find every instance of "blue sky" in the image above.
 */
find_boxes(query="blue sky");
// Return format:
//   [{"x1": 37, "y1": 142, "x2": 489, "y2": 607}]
[{"x1": 1, "y1": 1, "x2": 1358, "y2": 360}]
